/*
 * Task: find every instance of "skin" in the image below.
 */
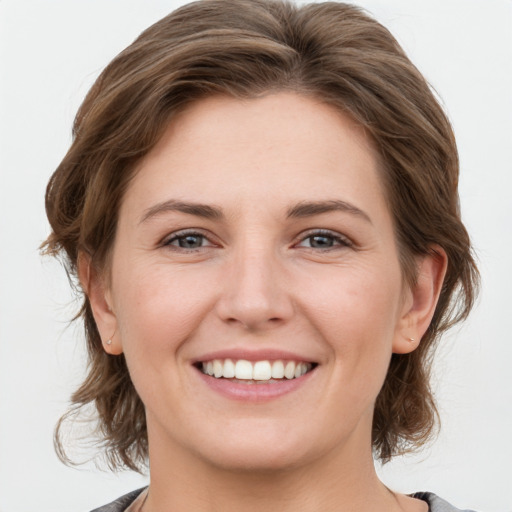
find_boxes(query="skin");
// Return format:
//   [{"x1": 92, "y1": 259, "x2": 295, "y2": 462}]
[{"x1": 83, "y1": 92, "x2": 446, "y2": 512}]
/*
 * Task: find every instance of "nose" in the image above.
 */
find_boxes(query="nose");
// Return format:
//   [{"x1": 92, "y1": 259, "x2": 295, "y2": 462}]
[{"x1": 215, "y1": 244, "x2": 294, "y2": 331}]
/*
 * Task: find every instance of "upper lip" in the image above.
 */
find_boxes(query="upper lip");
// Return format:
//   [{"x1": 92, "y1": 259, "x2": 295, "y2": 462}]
[{"x1": 192, "y1": 348, "x2": 318, "y2": 364}]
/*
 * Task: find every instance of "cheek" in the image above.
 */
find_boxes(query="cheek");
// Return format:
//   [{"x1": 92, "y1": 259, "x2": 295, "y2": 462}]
[
  {"x1": 111, "y1": 260, "x2": 219, "y2": 360},
  {"x1": 302, "y1": 262, "x2": 403, "y2": 364}
]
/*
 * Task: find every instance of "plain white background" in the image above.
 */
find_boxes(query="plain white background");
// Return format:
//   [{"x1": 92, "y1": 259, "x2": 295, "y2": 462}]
[{"x1": 0, "y1": 1, "x2": 511, "y2": 511}]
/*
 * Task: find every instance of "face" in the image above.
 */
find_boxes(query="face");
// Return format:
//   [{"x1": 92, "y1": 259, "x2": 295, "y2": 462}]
[{"x1": 100, "y1": 93, "x2": 417, "y2": 472}]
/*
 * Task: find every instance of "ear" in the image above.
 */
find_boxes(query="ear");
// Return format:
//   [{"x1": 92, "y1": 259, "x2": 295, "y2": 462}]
[
  {"x1": 78, "y1": 252, "x2": 123, "y2": 355},
  {"x1": 393, "y1": 246, "x2": 448, "y2": 354}
]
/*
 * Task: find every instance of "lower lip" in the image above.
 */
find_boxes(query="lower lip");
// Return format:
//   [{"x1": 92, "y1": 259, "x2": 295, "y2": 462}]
[{"x1": 195, "y1": 367, "x2": 317, "y2": 402}]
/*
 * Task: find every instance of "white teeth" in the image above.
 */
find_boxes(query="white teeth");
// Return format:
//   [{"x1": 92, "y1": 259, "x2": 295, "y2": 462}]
[
  {"x1": 235, "y1": 360, "x2": 253, "y2": 380},
  {"x1": 213, "y1": 359, "x2": 223, "y2": 378},
  {"x1": 253, "y1": 361, "x2": 272, "y2": 380},
  {"x1": 271, "y1": 360, "x2": 285, "y2": 379},
  {"x1": 284, "y1": 361, "x2": 295, "y2": 379},
  {"x1": 201, "y1": 359, "x2": 313, "y2": 381},
  {"x1": 223, "y1": 358, "x2": 235, "y2": 378}
]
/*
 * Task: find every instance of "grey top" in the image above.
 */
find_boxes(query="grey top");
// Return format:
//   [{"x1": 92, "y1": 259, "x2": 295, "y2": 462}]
[
  {"x1": 414, "y1": 492, "x2": 478, "y2": 512},
  {"x1": 90, "y1": 488, "x2": 145, "y2": 512},
  {"x1": 90, "y1": 487, "x2": 478, "y2": 512}
]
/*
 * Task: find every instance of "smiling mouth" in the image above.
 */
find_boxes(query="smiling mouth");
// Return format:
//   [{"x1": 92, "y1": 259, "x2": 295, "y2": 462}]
[{"x1": 196, "y1": 359, "x2": 317, "y2": 383}]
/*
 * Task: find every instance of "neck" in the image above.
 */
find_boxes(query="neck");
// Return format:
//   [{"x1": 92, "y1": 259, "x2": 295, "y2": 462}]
[{"x1": 143, "y1": 423, "x2": 413, "y2": 512}]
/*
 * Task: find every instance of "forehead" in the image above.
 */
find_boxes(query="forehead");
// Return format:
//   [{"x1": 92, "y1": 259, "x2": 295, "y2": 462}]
[{"x1": 123, "y1": 92, "x2": 386, "y2": 219}]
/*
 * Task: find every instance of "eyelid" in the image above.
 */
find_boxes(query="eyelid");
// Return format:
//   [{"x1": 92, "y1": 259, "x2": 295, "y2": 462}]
[
  {"x1": 161, "y1": 228, "x2": 218, "y2": 249},
  {"x1": 294, "y1": 228, "x2": 353, "y2": 249},
  {"x1": 160, "y1": 228, "x2": 352, "y2": 251}
]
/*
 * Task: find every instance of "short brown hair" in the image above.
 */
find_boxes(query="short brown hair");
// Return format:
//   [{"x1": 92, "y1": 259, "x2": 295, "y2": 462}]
[{"x1": 43, "y1": 0, "x2": 479, "y2": 471}]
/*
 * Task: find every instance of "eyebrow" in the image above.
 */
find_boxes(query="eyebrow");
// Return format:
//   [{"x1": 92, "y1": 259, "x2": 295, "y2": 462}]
[
  {"x1": 140, "y1": 199, "x2": 223, "y2": 224},
  {"x1": 140, "y1": 198, "x2": 371, "y2": 224},
  {"x1": 286, "y1": 199, "x2": 372, "y2": 224}
]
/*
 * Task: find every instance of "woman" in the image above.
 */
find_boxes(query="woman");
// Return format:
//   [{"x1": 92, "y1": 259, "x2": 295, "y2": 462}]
[{"x1": 43, "y1": 1, "x2": 479, "y2": 511}]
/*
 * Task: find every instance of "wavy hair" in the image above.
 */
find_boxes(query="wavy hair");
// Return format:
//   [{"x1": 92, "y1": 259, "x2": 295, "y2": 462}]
[{"x1": 43, "y1": 0, "x2": 479, "y2": 471}]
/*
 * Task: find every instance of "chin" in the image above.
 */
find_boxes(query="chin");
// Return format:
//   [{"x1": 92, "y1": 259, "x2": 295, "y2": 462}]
[
  {"x1": 190, "y1": 421, "x2": 325, "y2": 473},
  {"x1": 200, "y1": 445, "x2": 310, "y2": 474}
]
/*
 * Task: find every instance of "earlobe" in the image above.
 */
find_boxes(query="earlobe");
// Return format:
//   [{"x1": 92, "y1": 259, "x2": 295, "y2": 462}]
[
  {"x1": 393, "y1": 246, "x2": 448, "y2": 354},
  {"x1": 77, "y1": 252, "x2": 123, "y2": 355}
]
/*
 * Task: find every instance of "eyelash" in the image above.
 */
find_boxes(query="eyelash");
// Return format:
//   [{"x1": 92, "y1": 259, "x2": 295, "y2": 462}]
[
  {"x1": 162, "y1": 229, "x2": 352, "y2": 252},
  {"x1": 296, "y1": 229, "x2": 352, "y2": 250},
  {"x1": 163, "y1": 229, "x2": 214, "y2": 251}
]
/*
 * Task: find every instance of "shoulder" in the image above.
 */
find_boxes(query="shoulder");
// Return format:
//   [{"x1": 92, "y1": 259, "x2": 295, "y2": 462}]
[
  {"x1": 90, "y1": 488, "x2": 479, "y2": 512},
  {"x1": 90, "y1": 488, "x2": 147, "y2": 512},
  {"x1": 413, "y1": 492, "x2": 479, "y2": 512}
]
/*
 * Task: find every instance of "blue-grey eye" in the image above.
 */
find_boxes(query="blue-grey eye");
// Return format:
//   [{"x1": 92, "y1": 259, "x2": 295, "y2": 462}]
[
  {"x1": 307, "y1": 235, "x2": 335, "y2": 248},
  {"x1": 168, "y1": 233, "x2": 206, "y2": 249},
  {"x1": 297, "y1": 231, "x2": 350, "y2": 249}
]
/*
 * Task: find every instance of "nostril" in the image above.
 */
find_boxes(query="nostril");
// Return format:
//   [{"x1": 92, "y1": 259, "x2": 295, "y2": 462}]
[{"x1": 223, "y1": 316, "x2": 284, "y2": 330}]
